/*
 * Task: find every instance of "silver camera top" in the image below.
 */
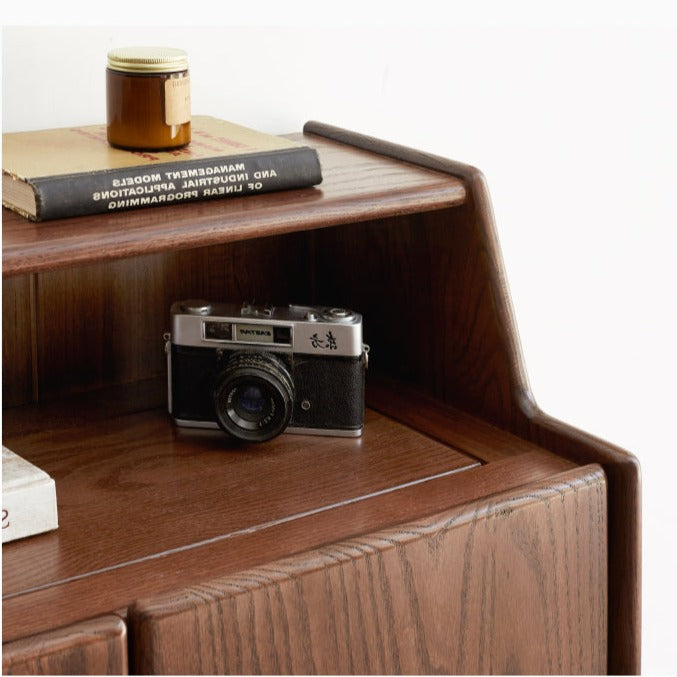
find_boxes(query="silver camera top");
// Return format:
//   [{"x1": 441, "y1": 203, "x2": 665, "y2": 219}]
[{"x1": 170, "y1": 300, "x2": 363, "y2": 357}]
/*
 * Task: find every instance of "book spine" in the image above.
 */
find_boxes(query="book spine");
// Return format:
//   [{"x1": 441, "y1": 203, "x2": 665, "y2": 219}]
[{"x1": 30, "y1": 147, "x2": 323, "y2": 221}]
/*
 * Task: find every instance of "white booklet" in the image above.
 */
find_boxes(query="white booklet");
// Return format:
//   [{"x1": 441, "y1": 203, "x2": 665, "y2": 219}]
[{"x1": 2, "y1": 446, "x2": 58, "y2": 543}]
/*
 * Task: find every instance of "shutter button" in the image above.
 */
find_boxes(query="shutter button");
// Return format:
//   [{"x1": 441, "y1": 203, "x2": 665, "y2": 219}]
[
  {"x1": 180, "y1": 299, "x2": 212, "y2": 315},
  {"x1": 325, "y1": 307, "x2": 354, "y2": 320}
]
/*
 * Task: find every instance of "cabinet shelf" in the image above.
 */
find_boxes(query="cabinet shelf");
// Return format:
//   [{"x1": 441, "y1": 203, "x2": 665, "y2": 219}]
[{"x1": 2, "y1": 133, "x2": 466, "y2": 277}]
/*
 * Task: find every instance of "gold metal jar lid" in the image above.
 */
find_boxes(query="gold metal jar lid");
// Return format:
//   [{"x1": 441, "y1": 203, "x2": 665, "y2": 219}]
[{"x1": 107, "y1": 46, "x2": 188, "y2": 73}]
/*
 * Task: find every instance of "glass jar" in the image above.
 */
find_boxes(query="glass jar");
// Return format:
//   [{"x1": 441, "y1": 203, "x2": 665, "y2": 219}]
[{"x1": 106, "y1": 46, "x2": 191, "y2": 151}]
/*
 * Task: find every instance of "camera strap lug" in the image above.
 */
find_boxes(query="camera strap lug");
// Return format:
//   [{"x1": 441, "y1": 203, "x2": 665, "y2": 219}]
[{"x1": 363, "y1": 343, "x2": 370, "y2": 369}]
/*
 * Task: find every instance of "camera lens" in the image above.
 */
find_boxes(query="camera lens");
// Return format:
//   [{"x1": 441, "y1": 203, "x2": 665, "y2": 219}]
[
  {"x1": 213, "y1": 352, "x2": 293, "y2": 442},
  {"x1": 234, "y1": 383, "x2": 267, "y2": 419}
]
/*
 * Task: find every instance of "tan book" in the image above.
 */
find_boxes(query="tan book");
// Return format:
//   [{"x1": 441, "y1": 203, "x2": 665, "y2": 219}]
[
  {"x1": 2, "y1": 115, "x2": 322, "y2": 221},
  {"x1": 2, "y1": 446, "x2": 58, "y2": 543}
]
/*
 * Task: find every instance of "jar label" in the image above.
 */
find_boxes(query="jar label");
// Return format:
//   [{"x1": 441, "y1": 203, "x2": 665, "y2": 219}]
[{"x1": 165, "y1": 77, "x2": 191, "y2": 126}]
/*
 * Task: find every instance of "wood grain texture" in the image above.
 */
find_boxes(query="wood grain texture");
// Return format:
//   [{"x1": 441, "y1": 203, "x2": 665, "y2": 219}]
[
  {"x1": 130, "y1": 464, "x2": 607, "y2": 675},
  {"x1": 366, "y1": 375, "x2": 563, "y2": 464},
  {"x1": 2, "y1": 615, "x2": 127, "y2": 675},
  {"x1": 313, "y1": 208, "x2": 521, "y2": 423},
  {"x1": 2, "y1": 397, "x2": 493, "y2": 640},
  {"x1": 2, "y1": 378, "x2": 575, "y2": 642},
  {"x1": 303, "y1": 121, "x2": 531, "y2": 430},
  {"x1": 2, "y1": 122, "x2": 639, "y2": 673},
  {"x1": 2, "y1": 407, "x2": 475, "y2": 597},
  {"x1": 1, "y1": 452, "x2": 572, "y2": 648},
  {"x1": 524, "y1": 412, "x2": 642, "y2": 677},
  {"x1": 2, "y1": 274, "x2": 35, "y2": 407},
  {"x1": 2, "y1": 134, "x2": 466, "y2": 277},
  {"x1": 2, "y1": 452, "x2": 571, "y2": 645},
  {"x1": 31, "y1": 232, "x2": 312, "y2": 399},
  {"x1": 305, "y1": 120, "x2": 641, "y2": 674}
]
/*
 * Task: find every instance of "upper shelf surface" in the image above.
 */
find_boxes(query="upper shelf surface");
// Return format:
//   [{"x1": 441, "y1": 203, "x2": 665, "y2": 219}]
[{"x1": 2, "y1": 131, "x2": 466, "y2": 276}]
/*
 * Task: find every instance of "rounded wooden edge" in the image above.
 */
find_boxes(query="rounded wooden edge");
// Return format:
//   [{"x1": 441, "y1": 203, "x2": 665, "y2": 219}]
[
  {"x1": 128, "y1": 461, "x2": 606, "y2": 616},
  {"x1": 526, "y1": 410, "x2": 642, "y2": 675},
  {"x1": 2, "y1": 614, "x2": 127, "y2": 675}
]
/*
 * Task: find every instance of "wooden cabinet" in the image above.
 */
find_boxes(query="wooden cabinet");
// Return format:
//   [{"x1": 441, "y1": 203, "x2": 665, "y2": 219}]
[{"x1": 2, "y1": 123, "x2": 640, "y2": 674}]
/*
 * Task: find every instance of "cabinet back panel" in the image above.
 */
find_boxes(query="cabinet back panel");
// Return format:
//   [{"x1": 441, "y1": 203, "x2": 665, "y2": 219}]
[
  {"x1": 4, "y1": 207, "x2": 520, "y2": 428},
  {"x1": 3, "y1": 232, "x2": 313, "y2": 405},
  {"x1": 2, "y1": 274, "x2": 35, "y2": 407}
]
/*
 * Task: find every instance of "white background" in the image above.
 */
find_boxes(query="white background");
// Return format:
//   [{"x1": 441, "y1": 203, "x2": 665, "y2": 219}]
[{"x1": 2, "y1": 3, "x2": 676, "y2": 673}]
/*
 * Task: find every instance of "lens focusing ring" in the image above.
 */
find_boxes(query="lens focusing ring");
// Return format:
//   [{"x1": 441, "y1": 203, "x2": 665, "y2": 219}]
[{"x1": 213, "y1": 352, "x2": 294, "y2": 442}]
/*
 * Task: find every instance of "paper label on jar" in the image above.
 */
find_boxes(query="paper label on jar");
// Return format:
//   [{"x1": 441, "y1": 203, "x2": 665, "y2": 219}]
[{"x1": 165, "y1": 76, "x2": 191, "y2": 126}]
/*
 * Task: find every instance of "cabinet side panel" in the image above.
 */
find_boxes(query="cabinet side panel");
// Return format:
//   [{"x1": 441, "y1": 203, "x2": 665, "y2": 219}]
[
  {"x1": 526, "y1": 414, "x2": 642, "y2": 675},
  {"x1": 303, "y1": 123, "x2": 640, "y2": 672},
  {"x1": 314, "y1": 209, "x2": 519, "y2": 424},
  {"x1": 2, "y1": 615, "x2": 128, "y2": 676},
  {"x1": 131, "y1": 465, "x2": 607, "y2": 675},
  {"x1": 2, "y1": 274, "x2": 35, "y2": 407}
]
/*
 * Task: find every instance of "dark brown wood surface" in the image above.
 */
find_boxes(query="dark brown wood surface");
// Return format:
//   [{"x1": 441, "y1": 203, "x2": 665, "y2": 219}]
[
  {"x1": 312, "y1": 208, "x2": 523, "y2": 425},
  {"x1": 2, "y1": 407, "x2": 476, "y2": 598},
  {"x1": 301, "y1": 121, "x2": 540, "y2": 432},
  {"x1": 525, "y1": 412, "x2": 641, "y2": 677},
  {"x1": 2, "y1": 615, "x2": 127, "y2": 675},
  {"x1": 2, "y1": 376, "x2": 578, "y2": 643},
  {"x1": 2, "y1": 122, "x2": 639, "y2": 673},
  {"x1": 5, "y1": 394, "x2": 493, "y2": 641},
  {"x1": 2, "y1": 135, "x2": 466, "y2": 277},
  {"x1": 304, "y1": 120, "x2": 642, "y2": 674},
  {"x1": 2, "y1": 274, "x2": 35, "y2": 406},
  {"x1": 35, "y1": 234, "x2": 313, "y2": 403},
  {"x1": 131, "y1": 464, "x2": 607, "y2": 675}
]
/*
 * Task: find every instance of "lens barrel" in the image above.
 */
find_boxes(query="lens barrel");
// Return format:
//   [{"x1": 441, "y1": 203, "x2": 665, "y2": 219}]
[{"x1": 213, "y1": 352, "x2": 293, "y2": 442}]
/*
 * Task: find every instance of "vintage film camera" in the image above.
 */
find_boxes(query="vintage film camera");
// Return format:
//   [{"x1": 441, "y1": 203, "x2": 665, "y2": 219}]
[{"x1": 166, "y1": 300, "x2": 369, "y2": 442}]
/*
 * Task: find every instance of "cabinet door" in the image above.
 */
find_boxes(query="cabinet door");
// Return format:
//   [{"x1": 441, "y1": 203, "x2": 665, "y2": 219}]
[
  {"x1": 2, "y1": 615, "x2": 127, "y2": 676},
  {"x1": 130, "y1": 465, "x2": 607, "y2": 675}
]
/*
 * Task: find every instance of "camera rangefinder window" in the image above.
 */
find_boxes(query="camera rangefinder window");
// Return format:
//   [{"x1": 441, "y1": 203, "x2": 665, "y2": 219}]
[
  {"x1": 273, "y1": 326, "x2": 292, "y2": 344},
  {"x1": 167, "y1": 301, "x2": 367, "y2": 442},
  {"x1": 204, "y1": 321, "x2": 233, "y2": 341}
]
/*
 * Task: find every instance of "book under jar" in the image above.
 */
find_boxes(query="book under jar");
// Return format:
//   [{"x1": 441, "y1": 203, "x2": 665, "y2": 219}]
[{"x1": 2, "y1": 116, "x2": 323, "y2": 221}]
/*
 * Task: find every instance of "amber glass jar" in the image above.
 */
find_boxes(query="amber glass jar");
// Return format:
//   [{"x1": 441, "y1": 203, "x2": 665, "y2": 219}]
[{"x1": 106, "y1": 46, "x2": 191, "y2": 151}]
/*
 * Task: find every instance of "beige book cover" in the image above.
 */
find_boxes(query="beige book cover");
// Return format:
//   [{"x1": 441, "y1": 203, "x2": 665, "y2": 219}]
[{"x1": 2, "y1": 116, "x2": 322, "y2": 221}]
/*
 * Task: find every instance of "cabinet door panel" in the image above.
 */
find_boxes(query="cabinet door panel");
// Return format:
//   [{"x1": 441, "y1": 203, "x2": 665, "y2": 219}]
[
  {"x1": 131, "y1": 465, "x2": 607, "y2": 675},
  {"x1": 2, "y1": 615, "x2": 127, "y2": 676}
]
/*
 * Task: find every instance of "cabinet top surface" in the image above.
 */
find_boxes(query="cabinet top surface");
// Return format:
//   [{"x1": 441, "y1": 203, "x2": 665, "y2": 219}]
[
  {"x1": 2, "y1": 388, "x2": 481, "y2": 640},
  {"x1": 1, "y1": 379, "x2": 575, "y2": 642},
  {"x1": 2, "y1": 130, "x2": 466, "y2": 277}
]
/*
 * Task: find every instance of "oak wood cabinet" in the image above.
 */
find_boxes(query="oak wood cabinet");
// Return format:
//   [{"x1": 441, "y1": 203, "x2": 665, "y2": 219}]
[{"x1": 2, "y1": 123, "x2": 640, "y2": 674}]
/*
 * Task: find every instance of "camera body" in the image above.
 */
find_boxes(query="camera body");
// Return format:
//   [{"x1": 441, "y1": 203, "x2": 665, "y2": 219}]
[{"x1": 166, "y1": 300, "x2": 367, "y2": 442}]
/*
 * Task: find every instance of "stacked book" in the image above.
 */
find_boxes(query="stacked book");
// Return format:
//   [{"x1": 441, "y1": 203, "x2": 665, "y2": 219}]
[{"x1": 2, "y1": 116, "x2": 323, "y2": 221}]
